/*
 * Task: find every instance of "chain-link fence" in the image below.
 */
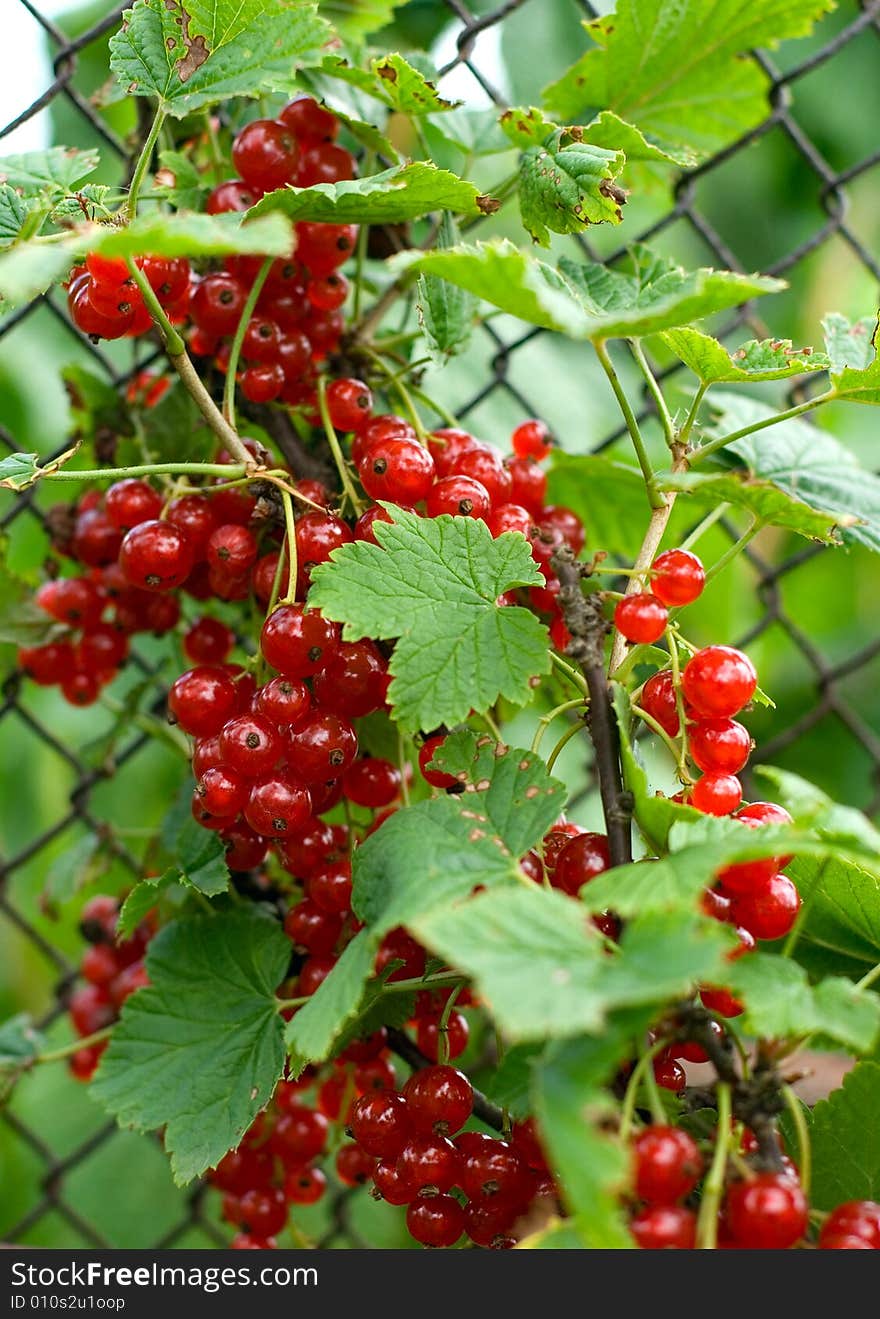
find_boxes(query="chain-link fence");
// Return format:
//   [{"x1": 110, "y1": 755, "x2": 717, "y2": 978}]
[{"x1": 1, "y1": 0, "x2": 879, "y2": 1249}]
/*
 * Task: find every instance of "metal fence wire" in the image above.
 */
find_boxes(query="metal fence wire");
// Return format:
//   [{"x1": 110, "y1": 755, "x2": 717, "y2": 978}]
[{"x1": 1, "y1": 0, "x2": 880, "y2": 1249}]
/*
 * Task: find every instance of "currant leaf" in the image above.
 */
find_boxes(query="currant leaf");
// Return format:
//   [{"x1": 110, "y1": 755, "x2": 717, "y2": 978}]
[
  {"x1": 92, "y1": 908, "x2": 290, "y2": 1185},
  {"x1": 318, "y1": 53, "x2": 460, "y2": 115},
  {"x1": 823, "y1": 312, "x2": 877, "y2": 371},
  {"x1": 661, "y1": 327, "x2": 830, "y2": 384},
  {"x1": 0, "y1": 1014, "x2": 45, "y2": 1102},
  {"x1": 828, "y1": 314, "x2": 880, "y2": 406},
  {"x1": 728, "y1": 955, "x2": 880, "y2": 1054},
  {"x1": 320, "y1": 0, "x2": 408, "y2": 42},
  {"x1": 109, "y1": 0, "x2": 330, "y2": 116},
  {"x1": 519, "y1": 131, "x2": 626, "y2": 246},
  {"x1": 308, "y1": 508, "x2": 549, "y2": 732},
  {"x1": 808, "y1": 1063, "x2": 880, "y2": 1208},
  {"x1": 542, "y1": 0, "x2": 835, "y2": 160},
  {"x1": 0, "y1": 147, "x2": 100, "y2": 197},
  {"x1": 249, "y1": 162, "x2": 494, "y2": 225},
  {"x1": 611, "y1": 683, "x2": 700, "y2": 851}
]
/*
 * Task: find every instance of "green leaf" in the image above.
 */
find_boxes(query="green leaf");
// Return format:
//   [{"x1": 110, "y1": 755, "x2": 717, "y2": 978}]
[
  {"x1": 319, "y1": 53, "x2": 458, "y2": 115},
  {"x1": 728, "y1": 954, "x2": 880, "y2": 1053},
  {"x1": 138, "y1": 379, "x2": 215, "y2": 465},
  {"x1": 499, "y1": 106, "x2": 558, "y2": 150},
  {"x1": 612, "y1": 683, "x2": 700, "y2": 851},
  {"x1": 0, "y1": 212, "x2": 294, "y2": 310},
  {"x1": 43, "y1": 835, "x2": 106, "y2": 909},
  {"x1": 412, "y1": 888, "x2": 729, "y2": 1042},
  {"x1": 173, "y1": 815, "x2": 229, "y2": 896},
  {"x1": 557, "y1": 245, "x2": 785, "y2": 340},
  {"x1": 0, "y1": 452, "x2": 40, "y2": 491},
  {"x1": 808, "y1": 1063, "x2": 880, "y2": 1208},
  {"x1": 320, "y1": 0, "x2": 406, "y2": 41},
  {"x1": 661, "y1": 326, "x2": 829, "y2": 383},
  {"x1": 754, "y1": 766, "x2": 880, "y2": 857},
  {"x1": 250, "y1": 162, "x2": 493, "y2": 226},
  {"x1": 423, "y1": 108, "x2": 510, "y2": 159},
  {"x1": 542, "y1": 0, "x2": 835, "y2": 160},
  {"x1": 0, "y1": 1014, "x2": 45, "y2": 1101},
  {"x1": 828, "y1": 314, "x2": 880, "y2": 406},
  {"x1": 155, "y1": 149, "x2": 209, "y2": 212},
  {"x1": 579, "y1": 110, "x2": 696, "y2": 167},
  {"x1": 533, "y1": 1026, "x2": 642, "y2": 1248},
  {"x1": 0, "y1": 147, "x2": 99, "y2": 197},
  {"x1": 519, "y1": 131, "x2": 626, "y2": 246},
  {"x1": 92, "y1": 908, "x2": 289, "y2": 1184},
  {"x1": 415, "y1": 212, "x2": 474, "y2": 365},
  {"x1": 702, "y1": 393, "x2": 880, "y2": 554},
  {"x1": 659, "y1": 469, "x2": 850, "y2": 545},
  {"x1": 823, "y1": 312, "x2": 877, "y2": 371},
  {"x1": 0, "y1": 187, "x2": 32, "y2": 249},
  {"x1": 482, "y1": 1044, "x2": 541, "y2": 1120},
  {"x1": 786, "y1": 856, "x2": 880, "y2": 973},
  {"x1": 117, "y1": 872, "x2": 175, "y2": 940},
  {"x1": 309, "y1": 508, "x2": 548, "y2": 732},
  {"x1": 109, "y1": 0, "x2": 330, "y2": 117},
  {"x1": 287, "y1": 737, "x2": 564, "y2": 1066}
]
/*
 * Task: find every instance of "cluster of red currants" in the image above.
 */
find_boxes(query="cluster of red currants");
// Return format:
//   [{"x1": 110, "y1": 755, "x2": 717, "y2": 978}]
[{"x1": 66, "y1": 894, "x2": 153, "y2": 1082}]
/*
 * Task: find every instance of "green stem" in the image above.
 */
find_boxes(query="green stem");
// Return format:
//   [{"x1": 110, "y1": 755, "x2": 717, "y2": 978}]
[
  {"x1": 630, "y1": 339, "x2": 676, "y2": 449},
  {"x1": 782, "y1": 1085, "x2": 811, "y2": 1196},
  {"x1": 697, "y1": 1081, "x2": 732, "y2": 1250},
  {"x1": 278, "y1": 489, "x2": 299, "y2": 607},
  {"x1": 126, "y1": 108, "x2": 166, "y2": 220},
  {"x1": 316, "y1": 376, "x2": 365, "y2": 514},
  {"x1": 549, "y1": 651, "x2": 590, "y2": 696},
  {"x1": 856, "y1": 959, "x2": 880, "y2": 991},
  {"x1": 679, "y1": 502, "x2": 730, "y2": 551},
  {"x1": 546, "y1": 719, "x2": 584, "y2": 773},
  {"x1": 223, "y1": 257, "x2": 273, "y2": 429},
  {"x1": 276, "y1": 970, "x2": 464, "y2": 1011},
  {"x1": 33, "y1": 1026, "x2": 113, "y2": 1065},
  {"x1": 631, "y1": 703, "x2": 689, "y2": 777},
  {"x1": 593, "y1": 339, "x2": 664, "y2": 510},
  {"x1": 37, "y1": 461, "x2": 246, "y2": 483},
  {"x1": 619, "y1": 1038, "x2": 669, "y2": 1141},
  {"x1": 531, "y1": 698, "x2": 587, "y2": 755},
  {"x1": 689, "y1": 392, "x2": 835, "y2": 465},
  {"x1": 436, "y1": 983, "x2": 464, "y2": 1067},
  {"x1": 701, "y1": 518, "x2": 762, "y2": 588},
  {"x1": 666, "y1": 631, "x2": 690, "y2": 776},
  {"x1": 127, "y1": 259, "x2": 185, "y2": 355},
  {"x1": 678, "y1": 382, "x2": 708, "y2": 446},
  {"x1": 397, "y1": 731, "x2": 411, "y2": 808},
  {"x1": 409, "y1": 385, "x2": 461, "y2": 431}
]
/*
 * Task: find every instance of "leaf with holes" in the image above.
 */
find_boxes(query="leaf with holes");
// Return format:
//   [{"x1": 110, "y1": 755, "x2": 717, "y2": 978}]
[
  {"x1": 412, "y1": 888, "x2": 730, "y2": 1042},
  {"x1": 542, "y1": 0, "x2": 834, "y2": 160},
  {"x1": 661, "y1": 327, "x2": 830, "y2": 383},
  {"x1": 92, "y1": 908, "x2": 290, "y2": 1185},
  {"x1": 727, "y1": 955, "x2": 880, "y2": 1054},
  {"x1": 319, "y1": 53, "x2": 459, "y2": 115},
  {"x1": 109, "y1": 0, "x2": 330, "y2": 116},
  {"x1": 519, "y1": 132, "x2": 626, "y2": 246},
  {"x1": 309, "y1": 508, "x2": 548, "y2": 731},
  {"x1": 697, "y1": 392, "x2": 880, "y2": 554},
  {"x1": 808, "y1": 1063, "x2": 880, "y2": 1208},
  {"x1": 250, "y1": 163, "x2": 494, "y2": 226}
]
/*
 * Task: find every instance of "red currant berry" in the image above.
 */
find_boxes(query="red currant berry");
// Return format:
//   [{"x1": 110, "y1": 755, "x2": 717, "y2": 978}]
[
  {"x1": 415, "y1": 1010, "x2": 469, "y2": 1062},
  {"x1": 689, "y1": 718, "x2": 752, "y2": 775},
  {"x1": 342, "y1": 757, "x2": 400, "y2": 809},
  {"x1": 451, "y1": 445, "x2": 512, "y2": 507},
  {"x1": 218, "y1": 712, "x2": 283, "y2": 777},
  {"x1": 232, "y1": 119, "x2": 299, "y2": 191},
  {"x1": 488, "y1": 503, "x2": 533, "y2": 538},
  {"x1": 402, "y1": 1064, "x2": 473, "y2": 1137},
  {"x1": 630, "y1": 1204, "x2": 696, "y2": 1249},
  {"x1": 326, "y1": 377, "x2": 373, "y2": 432},
  {"x1": 614, "y1": 593, "x2": 668, "y2": 645},
  {"x1": 288, "y1": 710, "x2": 357, "y2": 782},
  {"x1": 244, "y1": 773, "x2": 312, "y2": 837},
  {"x1": 820, "y1": 1201, "x2": 880, "y2": 1249},
  {"x1": 284, "y1": 1165, "x2": 327, "y2": 1205},
  {"x1": 359, "y1": 438, "x2": 435, "y2": 504},
  {"x1": 184, "y1": 616, "x2": 235, "y2": 666},
  {"x1": 271, "y1": 1103, "x2": 328, "y2": 1164},
  {"x1": 552, "y1": 832, "x2": 611, "y2": 895},
  {"x1": 350, "y1": 1090, "x2": 411, "y2": 1159},
  {"x1": 297, "y1": 143, "x2": 355, "y2": 187},
  {"x1": 197, "y1": 765, "x2": 248, "y2": 818},
  {"x1": 397, "y1": 1135, "x2": 460, "y2": 1193},
  {"x1": 651, "y1": 549, "x2": 706, "y2": 606},
  {"x1": 425, "y1": 475, "x2": 491, "y2": 520},
  {"x1": 406, "y1": 1195, "x2": 465, "y2": 1248},
  {"x1": 260, "y1": 604, "x2": 340, "y2": 678},
  {"x1": 279, "y1": 95, "x2": 338, "y2": 143},
  {"x1": 633, "y1": 1126, "x2": 703, "y2": 1205},
  {"x1": 105, "y1": 479, "x2": 162, "y2": 531},
  {"x1": 335, "y1": 1142, "x2": 375, "y2": 1187},
  {"x1": 254, "y1": 677, "x2": 310, "y2": 728},
  {"x1": 682, "y1": 646, "x2": 758, "y2": 719},
  {"x1": 284, "y1": 899, "x2": 343, "y2": 956},
  {"x1": 237, "y1": 1187, "x2": 288, "y2": 1238},
  {"x1": 504, "y1": 456, "x2": 547, "y2": 514},
  {"x1": 428, "y1": 428, "x2": 478, "y2": 477},
  {"x1": 459, "y1": 1135, "x2": 529, "y2": 1206},
  {"x1": 206, "y1": 180, "x2": 257, "y2": 214},
  {"x1": 308, "y1": 860, "x2": 352, "y2": 914},
  {"x1": 119, "y1": 520, "x2": 194, "y2": 592},
  {"x1": 69, "y1": 984, "x2": 115, "y2": 1036},
  {"x1": 373, "y1": 1159, "x2": 414, "y2": 1205},
  {"x1": 295, "y1": 223, "x2": 358, "y2": 276},
  {"x1": 511, "y1": 418, "x2": 553, "y2": 461},
  {"x1": 691, "y1": 772, "x2": 743, "y2": 816},
  {"x1": 169, "y1": 666, "x2": 238, "y2": 737},
  {"x1": 191, "y1": 272, "x2": 247, "y2": 336},
  {"x1": 725, "y1": 1173, "x2": 808, "y2": 1249},
  {"x1": 730, "y1": 873, "x2": 800, "y2": 941},
  {"x1": 312, "y1": 639, "x2": 388, "y2": 719},
  {"x1": 418, "y1": 735, "x2": 457, "y2": 789},
  {"x1": 640, "y1": 670, "x2": 680, "y2": 737}
]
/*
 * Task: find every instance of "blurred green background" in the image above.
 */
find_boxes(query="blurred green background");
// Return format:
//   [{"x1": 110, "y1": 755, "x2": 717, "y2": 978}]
[{"x1": 1, "y1": 0, "x2": 878, "y2": 1247}]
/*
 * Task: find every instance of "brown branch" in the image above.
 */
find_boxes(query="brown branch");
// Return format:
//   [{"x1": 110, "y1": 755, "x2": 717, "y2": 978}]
[
  {"x1": 241, "y1": 403, "x2": 337, "y2": 487},
  {"x1": 387, "y1": 1027, "x2": 504, "y2": 1132},
  {"x1": 552, "y1": 546, "x2": 633, "y2": 867}
]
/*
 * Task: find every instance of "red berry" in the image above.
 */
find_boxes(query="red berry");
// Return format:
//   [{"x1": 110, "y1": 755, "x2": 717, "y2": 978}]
[
  {"x1": 307, "y1": 273, "x2": 349, "y2": 311},
  {"x1": 206, "y1": 180, "x2": 257, "y2": 214},
  {"x1": 416, "y1": 1011, "x2": 469, "y2": 1062},
  {"x1": 335, "y1": 1142, "x2": 375, "y2": 1187},
  {"x1": 428, "y1": 428, "x2": 478, "y2": 477},
  {"x1": 373, "y1": 1159, "x2": 414, "y2": 1205},
  {"x1": 312, "y1": 639, "x2": 388, "y2": 719},
  {"x1": 406, "y1": 1195, "x2": 464, "y2": 1248},
  {"x1": 689, "y1": 718, "x2": 752, "y2": 775},
  {"x1": 359, "y1": 438, "x2": 435, "y2": 504},
  {"x1": 820, "y1": 1201, "x2": 880, "y2": 1249},
  {"x1": 297, "y1": 143, "x2": 354, "y2": 187},
  {"x1": 242, "y1": 316, "x2": 282, "y2": 363},
  {"x1": 511, "y1": 418, "x2": 553, "y2": 461},
  {"x1": 614, "y1": 593, "x2": 668, "y2": 645},
  {"x1": 691, "y1": 772, "x2": 743, "y2": 816},
  {"x1": 139, "y1": 255, "x2": 190, "y2": 306},
  {"x1": 284, "y1": 1165, "x2": 327, "y2": 1205},
  {"x1": 197, "y1": 765, "x2": 248, "y2": 818},
  {"x1": 651, "y1": 549, "x2": 706, "y2": 606},
  {"x1": 240, "y1": 362, "x2": 285, "y2": 403},
  {"x1": 271, "y1": 1103, "x2": 328, "y2": 1164},
  {"x1": 279, "y1": 95, "x2": 338, "y2": 143},
  {"x1": 219, "y1": 712, "x2": 283, "y2": 778},
  {"x1": 119, "y1": 520, "x2": 194, "y2": 592},
  {"x1": 630, "y1": 1204, "x2": 696, "y2": 1249},
  {"x1": 105, "y1": 479, "x2": 162, "y2": 531},
  {"x1": 552, "y1": 832, "x2": 611, "y2": 895},
  {"x1": 653, "y1": 1053, "x2": 686, "y2": 1092},
  {"x1": 284, "y1": 899, "x2": 343, "y2": 955},
  {"x1": 397, "y1": 1135, "x2": 460, "y2": 1193},
  {"x1": 350, "y1": 1090, "x2": 411, "y2": 1159},
  {"x1": 308, "y1": 860, "x2": 352, "y2": 914},
  {"x1": 19, "y1": 641, "x2": 75, "y2": 685},
  {"x1": 206, "y1": 524, "x2": 257, "y2": 577},
  {"x1": 288, "y1": 710, "x2": 358, "y2": 782},
  {"x1": 69, "y1": 984, "x2": 115, "y2": 1036},
  {"x1": 232, "y1": 119, "x2": 299, "y2": 191},
  {"x1": 633, "y1": 1126, "x2": 703, "y2": 1205},
  {"x1": 255, "y1": 677, "x2": 310, "y2": 728},
  {"x1": 402, "y1": 1065, "x2": 473, "y2": 1137},
  {"x1": 184, "y1": 616, "x2": 235, "y2": 666},
  {"x1": 425, "y1": 475, "x2": 491, "y2": 520},
  {"x1": 81, "y1": 943, "x2": 120, "y2": 987},
  {"x1": 504, "y1": 456, "x2": 547, "y2": 514},
  {"x1": 191, "y1": 272, "x2": 247, "y2": 336},
  {"x1": 260, "y1": 604, "x2": 340, "y2": 678},
  {"x1": 244, "y1": 773, "x2": 312, "y2": 837},
  {"x1": 458, "y1": 1135, "x2": 529, "y2": 1206},
  {"x1": 725, "y1": 1173, "x2": 808, "y2": 1248},
  {"x1": 730, "y1": 872, "x2": 800, "y2": 941},
  {"x1": 342, "y1": 757, "x2": 400, "y2": 809},
  {"x1": 488, "y1": 503, "x2": 533, "y2": 538},
  {"x1": 237, "y1": 1187, "x2": 287, "y2": 1238},
  {"x1": 640, "y1": 670, "x2": 680, "y2": 736},
  {"x1": 326, "y1": 377, "x2": 373, "y2": 432},
  {"x1": 451, "y1": 445, "x2": 512, "y2": 507},
  {"x1": 682, "y1": 646, "x2": 758, "y2": 719},
  {"x1": 166, "y1": 494, "x2": 219, "y2": 557},
  {"x1": 169, "y1": 666, "x2": 238, "y2": 737},
  {"x1": 295, "y1": 510, "x2": 353, "y2": 585},
  {"x1": 295, "y1": 223, "x2": 358, "y2": 276}
]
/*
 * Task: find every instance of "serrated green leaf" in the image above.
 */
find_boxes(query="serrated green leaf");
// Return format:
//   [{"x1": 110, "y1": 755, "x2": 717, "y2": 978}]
[
  {"x1": 250, "y1": 162, "x2": 491, "y2": 226},
  {"x1": 533, "y1": 1026, "x2": 644, "y2": 1248},
  {"x1": 117, "y1": 872, "x2": 175, "y2": 940},
  {"x1": 0, "y1": 212, "x2": 294, "y2": 310},
  {"x1": 0, "y1": 186, "x2": 31, "y2": 249},
  {"x1": 754, "y1": 766, "x2": 880, "y2": 857},
  {"x1": 0, "y1": 1014, "x2": 45, "y2": 1101},
  {"x1": 319, "y1": 52, "x2": 458, "y2": 115},
  {"x1": 109, "y1": 0, "x2": 330, "y2": 117},
  {"x1": 309, "y1": 508, "x2": 549, "y2": 732},
  {"x1": 92, "y1": 908, "x2": 289, "y2": 1184},
  {"x1": 286, "y1": 930, "x2": 375, "y2": 1070},
  {"x1": 155, "y1": 149, "x2": 209, "y2": 212},
  {"x1": 558, "y1": 245, "x2": 785, "y2": 340},
  {"x1": 542, "y1": 0, "x2": 835, "y2": 160},
  {"x1": 320, "y1": 0, "x2": 406, "y2": 41},
  {"x1": 173, "y1": 816, "x2": 229, "y2": 896},
  {"x1": 0, "y1": 147, "x2": 99, "y2": 197},
  {"x1": 828, "y1": 314, "x2": 880, "y2": 405},
  {"x1": 700, "y1": 393, "x2": 880, "y2": 554},
  {"x1": 787, "y1": 856, "x2": 880, "y2": 973},
  {"x1": 415, "y1": 211, "x2": 474, "y2": 365},
  {"x1": 728, "y1": 955, "x2": 880, "y2": 1053},
  {"x1": 393, "y1": 239, "x2": 596, "y2": 338},
  {"x1": 658, "y1": 469, "x2": 848, "y2": 545},
  {"x1": 519, "y1": 132, "x2": 626, "y2": 246},
  {"x1": 661, "y1": 326, "x2": 829, "y2": 383},
  {"x1": 499, "y1": 106, "x2": 558, "y2": 151},
  {"x1": 412, "y1": 889, "x2": 729, "y2": 1042},
  {"x1": 808, "y1": 1063, "x2": 880, "y2": 1208},
  {"x1": 823, "y1": 312, "x2": 877, "y2": 371},
  {"x1": 580, "y1": 110, "x2": 696, "y2": 167},
  {"x1": 483, "y1": 1044, "x2": 541, "y2": 1121}
]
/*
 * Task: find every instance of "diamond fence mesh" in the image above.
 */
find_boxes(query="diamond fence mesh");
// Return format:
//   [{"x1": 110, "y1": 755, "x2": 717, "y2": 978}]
[{"x1": 1, "y1": 0, "x2": 879, "y2": 1249}]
